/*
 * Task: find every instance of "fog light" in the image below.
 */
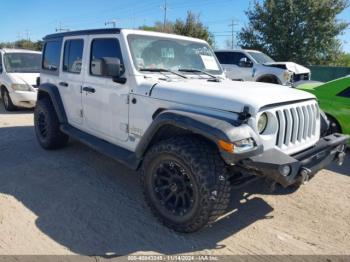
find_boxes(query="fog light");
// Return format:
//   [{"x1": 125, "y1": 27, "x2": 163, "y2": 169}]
[{"x1": 280, "y1": 165, "x2": 291, "y2": 177}]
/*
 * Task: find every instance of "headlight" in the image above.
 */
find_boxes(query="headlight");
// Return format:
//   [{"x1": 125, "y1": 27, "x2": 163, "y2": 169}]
[
  {"x1": 257, "y1": 113, "x2": 268, "y2": 134},
  {"x1": 11, "y1": 84, "x2": 32, "y2": 91}
]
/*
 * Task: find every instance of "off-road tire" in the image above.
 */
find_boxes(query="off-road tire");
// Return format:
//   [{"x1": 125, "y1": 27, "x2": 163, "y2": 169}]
[
  {"x1": 1, "y1": 88, "x2": 16, "y2": 111},
  {"x1": 34, "y1": 97, "x2": 69, "y2": 149},
  {"x1": 141, "y1": 136, "x2": 231, "y2": 233}
]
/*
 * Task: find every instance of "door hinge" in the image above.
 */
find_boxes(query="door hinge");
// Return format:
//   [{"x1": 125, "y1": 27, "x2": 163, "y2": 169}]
[{"x1": 80, "y1": 109, "x2": 84, "y2": 118}]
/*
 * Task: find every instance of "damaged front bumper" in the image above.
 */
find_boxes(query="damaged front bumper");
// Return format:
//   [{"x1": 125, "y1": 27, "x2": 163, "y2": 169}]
[{"x1": 238, "y1": 133, "x2": 348, "y2": 187}]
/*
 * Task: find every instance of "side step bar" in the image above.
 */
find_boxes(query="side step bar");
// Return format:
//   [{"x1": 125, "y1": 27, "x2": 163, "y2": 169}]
[{"x1": 60, "y1": 124, "x2": 140, "y2": 170}]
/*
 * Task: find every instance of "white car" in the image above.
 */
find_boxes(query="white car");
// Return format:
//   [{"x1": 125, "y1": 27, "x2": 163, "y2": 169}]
[
  {"x1": 215, "y1": 49, "x2": 311, "y2": 86},
  {"x1": 0, "y1": 48, "x2": 41, "y2": 111},
  {"x1": 35, "y1": 29, "x2": 348, "y2": 232}
]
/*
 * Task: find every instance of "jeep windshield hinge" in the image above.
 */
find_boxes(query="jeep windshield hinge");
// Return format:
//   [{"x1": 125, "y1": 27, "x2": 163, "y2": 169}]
[{"x1": 238, "y1": 106, "x2": 251, "y2": 123}]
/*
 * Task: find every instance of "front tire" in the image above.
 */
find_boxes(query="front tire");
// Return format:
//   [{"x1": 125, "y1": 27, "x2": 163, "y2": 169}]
[
  {"x1": 1, "y1": 88, "x2": 16, "y2": 111},
  {"x1": 34, "y1": 97, "x2": 69, "y2": 149},
  {"x1": 141, "y1": 136, "x2": 231, "y2": 233}
]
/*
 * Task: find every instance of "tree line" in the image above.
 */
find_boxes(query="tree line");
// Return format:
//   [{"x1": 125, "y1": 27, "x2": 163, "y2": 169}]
[{"x1": 1, "y1": 0, "x2": 349, "y2": 66}]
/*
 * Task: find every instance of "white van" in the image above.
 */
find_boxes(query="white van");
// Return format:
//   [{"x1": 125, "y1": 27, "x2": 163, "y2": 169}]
[{"x1": 0, "y1": 48, "x2": 41, "y2": 111}]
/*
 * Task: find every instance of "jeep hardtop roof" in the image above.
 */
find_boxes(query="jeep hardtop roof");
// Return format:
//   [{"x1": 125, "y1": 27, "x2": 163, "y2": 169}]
[{"x1": 43, "y1": 28, "x2": 208, "y2": 44}]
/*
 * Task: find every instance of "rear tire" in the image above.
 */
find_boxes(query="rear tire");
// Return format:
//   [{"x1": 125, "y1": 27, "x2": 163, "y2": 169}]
[
  {"x1": 141, "y1": 136, "x2": 231, "y2": 233},
  {"x1": 34, "y1": 97, "x2": 69, "y2": 149},
  {"x1": 1, "y1": 88, "x2": 16, "y2": 111}
]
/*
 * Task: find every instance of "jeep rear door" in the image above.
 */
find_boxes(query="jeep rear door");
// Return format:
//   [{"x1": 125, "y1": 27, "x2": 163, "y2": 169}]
[
  {"x1": 81, "y1": 35, "x2": 129, "y2": 143},
  {"x1": 59, "y1": 36, "x2": 86, "y2": 126}
]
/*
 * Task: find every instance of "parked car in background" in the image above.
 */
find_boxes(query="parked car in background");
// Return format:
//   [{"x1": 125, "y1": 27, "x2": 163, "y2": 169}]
[
  {"x1": 0, "y1": 48, "x2": 41, "y2": 111},
  {"x1": 34, "y1": 28, "x2": 348, "y2": 233},
  {"x1": 215, "y1": 49, "x2": 311, "y2": 86},
  {"x1": 297, "y1": 77, "x2": 350, "y2": 137}
]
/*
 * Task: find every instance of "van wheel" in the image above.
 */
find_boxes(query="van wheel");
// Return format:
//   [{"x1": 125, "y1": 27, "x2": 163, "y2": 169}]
[
  {"x1": 1, "y1": 88, "x2": 16, "y2": 111},
  {"x1": 34, "y1": 97, "x2": 69, "y2": 149},
  {"x1": 141, "y1": 136, "x2": 231, "y2": 233}
]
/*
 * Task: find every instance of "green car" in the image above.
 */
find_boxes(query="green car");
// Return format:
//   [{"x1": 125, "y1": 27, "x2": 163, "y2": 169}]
[{"x1": 297, "y1": 77, "x2": 350, "y2": 136}]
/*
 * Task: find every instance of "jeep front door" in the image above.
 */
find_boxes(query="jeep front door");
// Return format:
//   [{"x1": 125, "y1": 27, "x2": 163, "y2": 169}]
[{"x1": 82, "y1": 36, "x2": 129, "y2": 143}]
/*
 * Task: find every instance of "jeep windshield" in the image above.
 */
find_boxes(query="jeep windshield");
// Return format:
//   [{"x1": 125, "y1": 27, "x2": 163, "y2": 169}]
[
  {"x1": 128, "y1": 34, "x2": 223, "y2": 76},
  {"x1": 4, "y1": 53, "x2": 41, "y2": 73},
  {"x1": 248, "y1": 51, "x2": 275, "y2": 64}
]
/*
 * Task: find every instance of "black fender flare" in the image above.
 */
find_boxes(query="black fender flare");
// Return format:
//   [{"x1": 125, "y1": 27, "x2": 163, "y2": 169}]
[
  {"x1": 37, "y1": 83, "x2": 68, "y2": 124},
  {"x1": 135, "y1": 110, "x2": 263, "y2": 164}
]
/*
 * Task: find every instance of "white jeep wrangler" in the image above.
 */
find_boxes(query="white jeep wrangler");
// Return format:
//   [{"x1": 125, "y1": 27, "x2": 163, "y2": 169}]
[
  {"x1": 35, "y1": 29, "x2": 348, "y2": 233},
  {"x1": 215, "y1": 49, "x2": 311, "y2": 86}
]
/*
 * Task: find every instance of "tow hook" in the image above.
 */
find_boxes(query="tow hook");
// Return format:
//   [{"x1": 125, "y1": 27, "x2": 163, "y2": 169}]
[
  {"x1": 300, "y1": 167, "x2": 311, "y2": 185},
  {"x1": 336, "y1": 152, "x2": 346, "y2": 166},
  {"x1": 335, "y1": 145, "x2": 346, "y2": 166}
]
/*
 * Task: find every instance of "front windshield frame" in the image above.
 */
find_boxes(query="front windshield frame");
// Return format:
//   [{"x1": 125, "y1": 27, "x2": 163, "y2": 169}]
[
  {"x1": 4, "y1": 52, "x2": 41, "y2": 73},
  {"x1": 247, "y1": 51, "x2": 275, "y2": 64},
  {"x1": 127, "y1": 34, "x2": 223, "y2": 76}
]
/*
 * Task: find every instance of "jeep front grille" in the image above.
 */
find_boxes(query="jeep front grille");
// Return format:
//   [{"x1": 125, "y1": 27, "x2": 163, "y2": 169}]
[{"x1": 275, "y1": 102, "x2": 319, "y2": 149}]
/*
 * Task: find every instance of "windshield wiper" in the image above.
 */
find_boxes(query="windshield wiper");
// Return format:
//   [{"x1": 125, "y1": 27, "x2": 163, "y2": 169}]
[
  {"x1": 178, "y1": 68, "x2": 220, "y2": 81},
  {"x1": 140, "y1": 68, "x2": 187, "y2": 79}
]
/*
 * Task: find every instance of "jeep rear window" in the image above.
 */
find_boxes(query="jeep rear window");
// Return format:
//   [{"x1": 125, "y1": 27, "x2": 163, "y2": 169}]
[
  {"x1": 128, "y1": 34, "x2": 222, "y2": 75},
  {"x1": 42, "y1": 41, "x2": 62, "y2": 71}
]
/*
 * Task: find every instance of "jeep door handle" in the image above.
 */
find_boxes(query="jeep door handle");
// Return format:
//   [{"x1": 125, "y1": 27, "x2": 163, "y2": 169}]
[
  {"x1": 82, "y1": 86, "x2": 96, "y2": 93},
  {"x1": 59, "y1": 82, "x2": 69, "y2": 87}
]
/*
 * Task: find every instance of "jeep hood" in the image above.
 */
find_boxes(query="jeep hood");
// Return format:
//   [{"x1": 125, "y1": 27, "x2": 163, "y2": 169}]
[
  {"x1": 264, "y1": 62, "x2": 310, "y2": 74},
  {"x1": 8, "y1": 73, "x2": 39, "y2": 86},
  {"x1": 148, "y1": 79, "x2": 315, "y2": 115}
]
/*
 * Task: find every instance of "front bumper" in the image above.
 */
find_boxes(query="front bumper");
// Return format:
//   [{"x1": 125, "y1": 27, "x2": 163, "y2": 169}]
[
  {"x1": 10, "y1": 90, "x2": 37, "y2": 108},
  {"x1": 239, "y1": 133, "x2": 348, "y2": 187}
]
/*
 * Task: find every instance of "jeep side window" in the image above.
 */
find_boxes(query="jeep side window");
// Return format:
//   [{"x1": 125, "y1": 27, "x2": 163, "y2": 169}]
[
  {"x1": 215, "y1": 52, "x2": 250, "y2": 66},
  {"x1": 63, "y1": 39, "x2": 84, "y2": 74},
  {"x1": 90, "y1": 38, "x2": 124, "y2": 77},
  {"x1": 42, "y1": 41, "x2": 62, "y2": 72}
]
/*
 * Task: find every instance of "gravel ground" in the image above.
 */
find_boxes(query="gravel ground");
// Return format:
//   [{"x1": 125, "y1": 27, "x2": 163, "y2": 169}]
[{"x1": 0, "y1": 104, "x2": 349, "y2": 256}]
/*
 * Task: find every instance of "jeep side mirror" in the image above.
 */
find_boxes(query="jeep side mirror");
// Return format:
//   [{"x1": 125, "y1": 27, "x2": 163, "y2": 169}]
[
  {"x1": 239, "y1": 57, "x2": 253, "y2": 68},
  {"x1": 100, "y1": 57, "x2": 127, "y2": 84}
]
